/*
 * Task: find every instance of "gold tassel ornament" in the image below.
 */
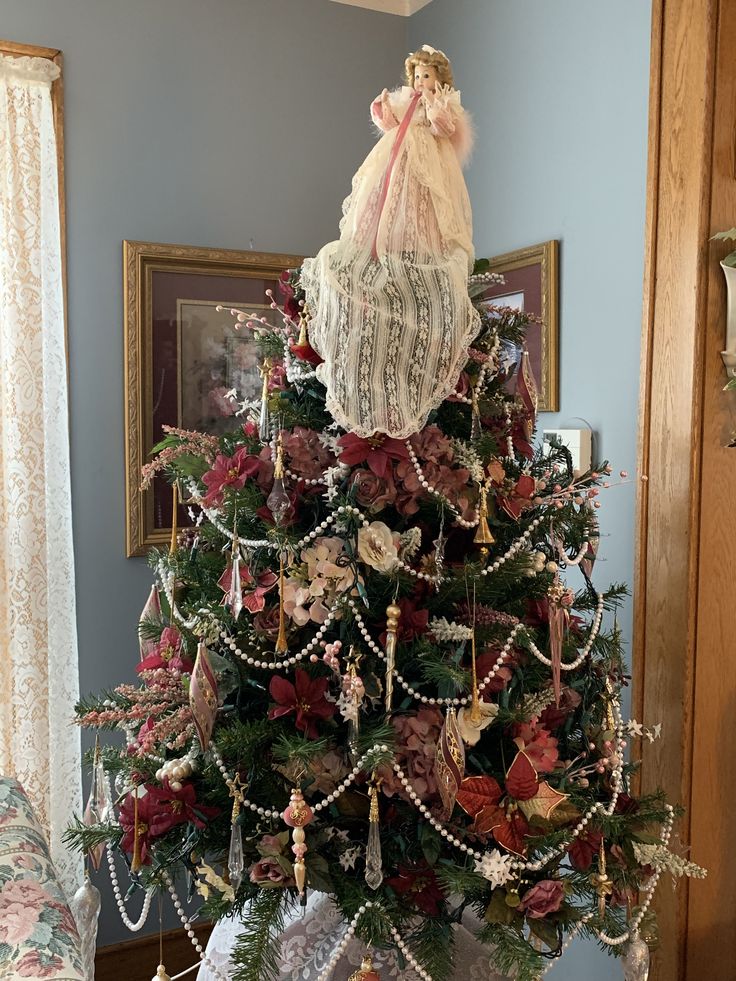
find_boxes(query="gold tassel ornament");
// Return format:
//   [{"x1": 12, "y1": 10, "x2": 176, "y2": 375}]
[
  {"x1": 258, "y1": 357, "x2": 273, "y2": 442},
  {"x1": 131, "y1": 788, "x2": 143, "y2": 873},
  {"x1": 591, "y1": 838, "x2": 614, "y2": 919},
  {"x1": 383, "y1": 602, "x2": 401, "y2": 712},
  {"x1": 169, "y1": 483, "x2": 179, "y2": 555},
  {"x1": 275, "y1": 549, "x2": 289, "y2": 654}
]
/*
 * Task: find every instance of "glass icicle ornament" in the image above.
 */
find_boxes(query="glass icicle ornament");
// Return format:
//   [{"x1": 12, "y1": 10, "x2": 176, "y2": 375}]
[
  {"x1": 344, "y1": 648, "x2": 364, "y2": 764},
  {"x1": 70, "y1": 871, "x2": 101, "y2": 980},
  {"x1": 228, "y1": 538, "x2": 244, "y2": 621},
  {"x1": 83, "y1": 736, "x2": 113, "y2": 869},
  {"x1": 364, "y1": 772, "x2": 384, "y2": 890},
  {"x1": 227, "y1": 774, "x2": 246, "y2": 893},
  {"x1": 258, "y1": 356, "x2": 273, "y2": 442},
  {"x1": 267, "y1": 433, "x2": 291, "y2": 526},
  {"x1": 621, "y1": 928, "x2": 650, "y2": 980},
  {"x1": 383, "y1": 602, "x2": 401, "y2": 712}
]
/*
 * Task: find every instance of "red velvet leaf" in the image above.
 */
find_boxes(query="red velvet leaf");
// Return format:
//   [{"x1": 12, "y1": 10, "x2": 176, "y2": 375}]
[
  {"x1": 456, "y1": 775, "x2": 503, "y2": 817},
  {"x1": 492, "y1": 810, "x2": 529, "y2": 856},
  {"x1": 472, "y1": 803, "x2": 506, "y2": 835},
  {"x1": 505, "y1": 751, "x2": 539, "y2": 802}
]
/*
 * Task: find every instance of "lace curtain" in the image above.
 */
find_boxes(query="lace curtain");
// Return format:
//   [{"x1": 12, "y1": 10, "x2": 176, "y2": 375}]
[{"x1": 0, "y1": 52, "x2": 82, "y2": 899}]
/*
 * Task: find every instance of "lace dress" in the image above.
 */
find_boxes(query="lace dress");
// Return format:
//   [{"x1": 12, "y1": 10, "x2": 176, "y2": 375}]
[
  {"x1": 197, "y1": 891, "x2": 509, "y2": 980},
  {"x1": 301, "y1": 86, "x2": 480, "y2": 440}
]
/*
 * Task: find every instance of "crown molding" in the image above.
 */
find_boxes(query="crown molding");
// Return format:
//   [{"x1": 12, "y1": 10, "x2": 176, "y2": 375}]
[{"x1": 330, "y1": 0, "x2": 433, "y2": 16}]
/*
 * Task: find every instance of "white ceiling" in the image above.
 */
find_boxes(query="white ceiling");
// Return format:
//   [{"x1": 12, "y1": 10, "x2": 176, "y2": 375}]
[{"x1": 330, "y1": 0, "x2": 433, "y2": 16}]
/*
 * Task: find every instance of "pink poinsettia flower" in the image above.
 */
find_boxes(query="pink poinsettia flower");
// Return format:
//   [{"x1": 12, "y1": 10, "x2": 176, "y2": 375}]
[
  {"x1": 268, "y1": 670, "x2": 336, "y2": 738},
  {"x1": 337, "y1": 432, "x2": 408, "y2": 478},
  {"x1": 217, "y1": 563, "x2": 278, "y2": 613},
  {"x1": 201, "y1": 447, "x2": 260, "y2": 507},
  {"x1": 137, "y1": 627, "x2": 193, "y2": 675}
]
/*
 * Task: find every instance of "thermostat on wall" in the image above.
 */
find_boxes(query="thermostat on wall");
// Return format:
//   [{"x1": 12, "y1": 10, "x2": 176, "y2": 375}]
[{"x1": 542, "y1": 428, "x2": 593, "y2": 475}]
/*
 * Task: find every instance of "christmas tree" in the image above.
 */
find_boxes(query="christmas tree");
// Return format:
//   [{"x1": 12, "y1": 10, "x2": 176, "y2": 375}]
[{"x1": 68, "y1": 265, "x2": 705, "y2": 981}]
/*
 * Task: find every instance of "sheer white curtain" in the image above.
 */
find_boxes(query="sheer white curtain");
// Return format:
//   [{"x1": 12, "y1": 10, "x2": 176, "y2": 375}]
[{"x1": 0, "y1": 52, "x2": 82, "y2": 898}]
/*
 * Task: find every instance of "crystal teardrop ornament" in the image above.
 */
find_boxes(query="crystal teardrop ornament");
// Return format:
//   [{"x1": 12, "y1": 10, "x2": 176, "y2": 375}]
[
  {"x1": 70, "y1": 877, "x2": 101, "y2": 981},
  {"x1": 228, "y1": 821, "x2": 244, "y2": 893},
  {"x1": 621, "y1": 929, "x2": 650, "y2": 980},
  {"x1": 364, "y1": 817, "x2": 383, "y2": 890},
  {"x1": 266, "y1": 477, "x2": 291, "y2": 526}
]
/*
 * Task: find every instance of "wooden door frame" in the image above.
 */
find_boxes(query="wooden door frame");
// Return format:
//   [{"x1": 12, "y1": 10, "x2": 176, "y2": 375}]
[{"x1": 634, "y1": 0, "x2": 736, "y2": 977}]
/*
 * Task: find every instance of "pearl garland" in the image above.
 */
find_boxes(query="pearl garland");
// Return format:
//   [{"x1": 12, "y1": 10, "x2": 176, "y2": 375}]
[
  {"x1": 105, "y1": 844, "x2": 153, "y2": 931},
  {"x1": 503, "y1": 404, "x2": 516, "y2": 461},
  {"x1": 220, "y1": 601, "x2": 340, "y2": 670},
  {"x1": 209, "y1": 743, "x2": 281, "y2": 820},
  {"x1": 525, "y1": 593, "x2": 605, "y2": 672},
  {"x1": 164, "y1": 872, "x2": 230, "y2": 981},
  {"x1": 348, "y1": 600, "x2": 522, "y2": 708},
  {"x1": 404, "y1": 440, "x2": 480, "y2": 529}
]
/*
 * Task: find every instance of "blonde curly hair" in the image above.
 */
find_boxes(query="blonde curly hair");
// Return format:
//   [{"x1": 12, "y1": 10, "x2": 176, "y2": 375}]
[{"x1": 404, "y1": 45, "x2": 454, "y2": 88}]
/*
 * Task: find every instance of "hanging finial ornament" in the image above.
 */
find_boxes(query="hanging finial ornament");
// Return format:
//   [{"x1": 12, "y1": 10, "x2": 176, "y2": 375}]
[
  {"x1": 267, "y1": 432, "x2": 291, "y2": 526},
  {"x1": 227, "y1": 774, "x2": 246, "y2": 892},
  {"x1": 621, "y1": 927, "x2": 650, "y2": 980},
  {"x1": 169, "y1": 482, "x2": 179, "y2": 555},
  {"x1": 275, "y1": 549, "x2": 289, "y2": 655},
  {"x1": 591, "y1": 839, "x2": 614, "y2": 919},
  {"x1": 348, "y1": 955, "x2": 381, "y2": 981},
  {"x1": 364, "y1": 771, "x2": 384, "y2": 890},
  {"x1": 383, "y1": 601, "x2": 401, "y2": 711},
  {"x1": 283, "y1": 787, "x2": 314, "y2": 897},
  {"x1": 473, "y1": 483, "x2": 495, "y2": 563},
  {"x1": 258, "y1": 356, "x2": 273, "y2": 442},
  {"x1": 151, "y1": 966, "x2": 171, "y2": 981}
]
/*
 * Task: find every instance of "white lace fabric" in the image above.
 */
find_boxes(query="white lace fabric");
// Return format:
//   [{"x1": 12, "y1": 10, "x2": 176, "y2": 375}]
[
  {"x1": 0, "y1": 52, "x2": 82, "y2": 900},
  {"x1": 302, "y1": 87, "x2": 481, "y2": 439},
  {"x1": 198, "y1": 892, "x2": 509, "y2": 980}
]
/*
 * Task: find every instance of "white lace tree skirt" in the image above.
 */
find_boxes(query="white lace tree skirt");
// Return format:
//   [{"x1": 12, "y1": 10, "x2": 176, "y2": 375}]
[{"x1": 197, "y1": 892, "x2": 508, "y2": 980}]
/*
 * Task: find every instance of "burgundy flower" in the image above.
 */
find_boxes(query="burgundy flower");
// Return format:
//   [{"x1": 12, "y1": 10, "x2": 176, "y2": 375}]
[
  {"x1": 253, "y1": 604, "x2": 282, "y2": 640},
  {"x1": 201, "y1": 447, "x2": 260, "y2": 507},
  {"x1": 137, "y1": 627, "x2": 193, "y2": 676},
  {"x1": 217, "y1": 563, "x2": 277, "y2": 613},
  {"x1": 268, "y1": 670, "x2": 336, "y2": 738},
  {"x1": 512, "y1": 720, "x2": 559, "y2": 774},
  {"x1": 518, "y1": 879, "x2": 564, "y2": 919},
  {"x1": 386, "y1": 863, "x2": 446, "y2": 917},
  {"x1": 567, "y1": 830, "x2": 603, "y2": 871},
  {"x1": 337, "y1": 433, "x2": 408, "y2": 478},
  {"x1": 119, "y1": 782, "x2": 219, "y2": 865},
  {"x1": 539, "y1": 686, "x2": 582, "y2": 731},
  {"x1": 279, "y1": 269, "x2": 301, "y2": 320},
  {"x1": 349, "y1": 468, "x2": 398, "y2": 513}
]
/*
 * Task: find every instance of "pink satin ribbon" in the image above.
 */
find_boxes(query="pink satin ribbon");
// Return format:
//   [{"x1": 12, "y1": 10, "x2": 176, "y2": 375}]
[{"x1": 371, "y1": 89, "x2": 422, "y2": 259}]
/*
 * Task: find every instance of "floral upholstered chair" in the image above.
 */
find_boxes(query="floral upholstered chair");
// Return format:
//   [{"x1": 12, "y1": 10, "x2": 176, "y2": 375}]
[{"x1": 0, "y1": 777, "x2": 84, "y2": 980}]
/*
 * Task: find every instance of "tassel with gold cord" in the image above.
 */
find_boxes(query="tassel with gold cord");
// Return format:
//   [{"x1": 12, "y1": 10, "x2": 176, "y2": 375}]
[
  {"x1": 384, "y1": 601, "x2": 401, "y2": 712},
  {"x1": 131, "y1": 788, "x2": 143, "y2": 874},
  {"x1": 348, "y1": 955, "x2": 381, "y2": 981},
  {"x1": 169, "y1": 482, "x2": 179, "y2": 555},
  {"x1": 364, "y1": 772, "x2": 383, "y2": 890},
  {"x1": 150, "y1": 895, "x2": 172, "y2": 981},
  {"x1": 275, "y1": 549, "x2": 289, "y2": 655}
]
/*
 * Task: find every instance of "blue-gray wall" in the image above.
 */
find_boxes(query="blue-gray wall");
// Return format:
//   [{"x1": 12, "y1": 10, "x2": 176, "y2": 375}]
[
  {"x1": 3, "y1": 0, "x2": 652, "y2": 970},
  {"x1": 410, "y1": 2, "x2": 652, "y2": 979}
]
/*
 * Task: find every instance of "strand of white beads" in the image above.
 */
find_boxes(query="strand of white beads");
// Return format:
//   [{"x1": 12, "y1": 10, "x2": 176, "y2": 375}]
[
  {"x1": 294, "y1": 504, "x2": 369, "y2": 549},
  {"x1": 315, "y1": 902, "x2": 374, "y2": 981},
  {"x1": 525, "y1": 593, "x2": 605, "y2": 672},
  {"x1": 477, "y1": 516, "x2": 546, "y2": 578},
  {"x1": 219, "y1": 601, "x2": 340, "y2": 670},
  {"x1": 404, "y1": 440, "x2": 480, "y2": 529},
  {"x1": 450, "y1": 342, "x2": 497, "y2": 406},
  {"x1": 155, "y1": 563, "x2": 200, "y2": 631},
  {"x1": 282, "y1": 341, "x2": 318, "y2": 382},
  {"x1": 184, "y1": 481, "x2": 278, "y2": 550},
  {"x1": 388, "y1": 925, "x2": 435, "y2": 980},
  {"x1": 311, "y1": 745, "x2": 391, "y2": 813},
  {"x1": 540, "y1": 911, "x2": 596, "y2": 975},
  {"x1": 348, "y1": 600, "x2": 522, "y2": 708},
  {"x1": 557, "y1": 540, "x2": 591, "y2": 567},
  {"x1": 504, "y1": 404, "x2": 516, "y2": 461},
  {"x1": 393, "y1": 762, "x2": 482, "y2": 861},
  {"x1": 596, "y1": 803, "x2": 674, "y2": 946},
  {"x1": 105, "y1": 845, "x2": 153, "y2": 931},
  {"x1": 164, "y1": 872, "x2": 230, "y2": 981},
  {"x1": 208, "y1": 742, "x2": 281, "y2": 820}
]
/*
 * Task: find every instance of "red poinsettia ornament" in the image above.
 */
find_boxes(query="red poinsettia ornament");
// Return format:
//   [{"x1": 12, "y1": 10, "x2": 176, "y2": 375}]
[{"x1": 268, "y1": 670, "x2": 336, "y2": 738}]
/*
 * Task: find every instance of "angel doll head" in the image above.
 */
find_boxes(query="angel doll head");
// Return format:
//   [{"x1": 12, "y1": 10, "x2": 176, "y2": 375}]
[{"x1": 405, "y1": 44, "x2": 454, "y2": 93}]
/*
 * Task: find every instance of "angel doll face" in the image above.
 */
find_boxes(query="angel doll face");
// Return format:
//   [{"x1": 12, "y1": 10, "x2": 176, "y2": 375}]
[{"x1": 413, "y1": 62, "x2": 439, "y2": 93}]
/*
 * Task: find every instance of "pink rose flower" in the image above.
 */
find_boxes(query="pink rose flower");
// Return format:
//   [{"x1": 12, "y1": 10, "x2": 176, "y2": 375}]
[
  {"x1": 518, "y1": 879, "x2": 565, "y2": 919},
  {"x1": 350, "y1": 468, "x2": 397, "y2": 513}
]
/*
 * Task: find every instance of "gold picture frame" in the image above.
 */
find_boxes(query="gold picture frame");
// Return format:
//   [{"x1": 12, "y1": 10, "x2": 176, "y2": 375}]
[
  {"x1": 479, "y1": 240, "x2": 560, "y2": 411},
  {"x1": 124, "y1": 240, "x2": 303, "y2": 557}
]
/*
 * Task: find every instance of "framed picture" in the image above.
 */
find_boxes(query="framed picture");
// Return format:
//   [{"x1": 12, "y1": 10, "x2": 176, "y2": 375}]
[
  {"x1": 478, "y1": 240, "x2": 559, "y2": 411},
  {"x1": 124, "y1": 240, "x2": 303, "y2": 557}
]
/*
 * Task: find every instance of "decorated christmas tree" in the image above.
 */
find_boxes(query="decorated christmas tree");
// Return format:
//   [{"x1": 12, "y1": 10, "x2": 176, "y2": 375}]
[{"x1": 69, "y1": 44, "x2": 704, "y2": 981}]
